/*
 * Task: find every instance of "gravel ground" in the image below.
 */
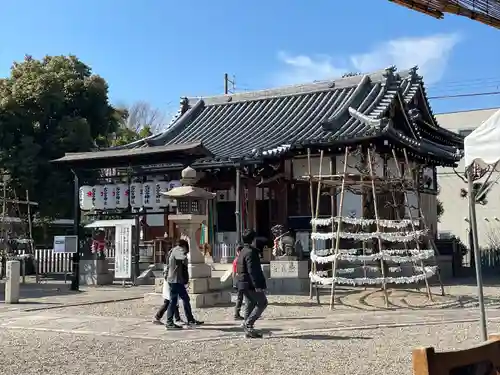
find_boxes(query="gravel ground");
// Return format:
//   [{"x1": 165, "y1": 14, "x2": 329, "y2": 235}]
[
  {"x1": 0, "y1": 321, "x2": 494, "y2": 375},
  {"x1": 1, "y1": 283, "x2": 499, "y2": 375},
  {"x1": 42, "y1": 283, "x2": 500, "y2": 322}
]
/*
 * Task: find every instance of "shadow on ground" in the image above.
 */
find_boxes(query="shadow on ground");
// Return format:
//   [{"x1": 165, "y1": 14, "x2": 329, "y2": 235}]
[
  {"x1": 277, "y1": 334, "x2": 372, "y2": 341},
  {"x1": 0, "y1": 282, "x2": 81, "y2": 303}
]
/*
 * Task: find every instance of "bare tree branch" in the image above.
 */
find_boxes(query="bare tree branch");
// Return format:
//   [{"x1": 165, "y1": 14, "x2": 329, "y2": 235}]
[{"x1": 126, "y1": 101, "x2": 168, "y2": 134}]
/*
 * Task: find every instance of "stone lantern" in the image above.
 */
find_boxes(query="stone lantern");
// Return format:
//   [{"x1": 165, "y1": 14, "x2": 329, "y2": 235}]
[{"x1": 161, "y1": 166, "x2": 231, "y2": 307}]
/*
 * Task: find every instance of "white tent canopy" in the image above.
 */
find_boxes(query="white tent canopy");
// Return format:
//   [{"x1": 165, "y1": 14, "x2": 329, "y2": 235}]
[
  {"x1": 462, "y1": 108, "x2": 500, "y2": 342},
  {"x1": 464, "y1": 109, "x2": 500, "y2": 169}
]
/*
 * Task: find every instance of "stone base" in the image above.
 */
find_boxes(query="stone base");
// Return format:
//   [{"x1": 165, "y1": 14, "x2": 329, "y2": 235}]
[
  {"x1": 188, "y1": 263, "x2": 212, "y2": 278},
  {"x1": 144, "y1": 290, "x2": 232, "y2": 308},
  {"x1": 261, "y1": 264, "x2": 271, "y2": 279},
  {"x1": 270, "y1": 260, "x2": 309, "y2": 279},
  {"x1": 154, "y1": 276, "x2": 223, "y2": 294},
  {"x1": 267, "y1": 278, "x2": 309, "y2": 294},
  {"x1": 80, "y1": 259, "x2": 113, "y2": 286},
  {"x1": 190, "y1": 290, "x2": 232, "y2": 307}
]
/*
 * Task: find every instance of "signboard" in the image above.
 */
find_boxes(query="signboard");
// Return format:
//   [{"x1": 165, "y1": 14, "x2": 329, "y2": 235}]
[
  {"x1": 114, "y1": 224, "x2": 133, "y2": 279},
  {"x1": 53, "y1": 236, "x2": 78, "y2": 254}
]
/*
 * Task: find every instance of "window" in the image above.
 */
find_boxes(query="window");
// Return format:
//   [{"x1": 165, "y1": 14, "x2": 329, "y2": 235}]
[{"x1": 458, "y1": 128, "x2": 474, "y2": 137}]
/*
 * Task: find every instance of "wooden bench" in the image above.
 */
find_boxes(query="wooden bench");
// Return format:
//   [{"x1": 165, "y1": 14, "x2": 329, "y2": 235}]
[{"x1": 412, "y1": 335, "x2": 500, "y2": 375}]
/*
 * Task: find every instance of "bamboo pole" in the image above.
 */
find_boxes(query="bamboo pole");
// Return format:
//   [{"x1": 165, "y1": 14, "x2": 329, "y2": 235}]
[
  {"x1": 403, "y1": 149, "x2": 445, "y2": 296},
  {"x1": 387, "y1": 166, "x2": 420, "y2": 293},
  {"x1": 330, "y1": 147, "x2": 349, "y2": 310},
  {"x1": 329, "y1": 156, "x2": 335, "y2": 286},
  {"x1": 391, "y1": 149, "x2": 433, "y2": 300},
  {"x1": 313, "y1": 150, "x2": 324, "y2": 304},
  {"x1": 367, "y1": 148, "x2": 389, "y2": 307},
  {"x1": 360, "y1": 168, "x2": 367, "y2": 290},
  {"x1": 307, "y1": 148, "x2": 316, "y2": 300}
]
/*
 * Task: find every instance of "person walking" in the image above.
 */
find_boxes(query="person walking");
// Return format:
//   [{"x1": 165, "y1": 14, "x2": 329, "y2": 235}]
[
  {"x1": 237, "y1": 229, "x2": 268, "y2": 338},
  {"x1": 165, "y1": 239, "x2": 204, "y2": 330},
  {"x1": 233, "y1": 245, "x2": 244, "y2": 321},
  {"x1": 152, "y1": 262, "x2": 184, "y2": 325}
]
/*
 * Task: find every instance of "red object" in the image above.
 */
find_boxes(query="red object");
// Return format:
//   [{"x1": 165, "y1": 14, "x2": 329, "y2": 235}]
[
  {"x1": 87, "y1": 191, "x2": 92, "y2": 197},
  {"x1": 91, "y1": 239, "x2": 105, "y2": 253},
  {"x1": 232, "y1": 256, "x2": 238, "y2": 274}
]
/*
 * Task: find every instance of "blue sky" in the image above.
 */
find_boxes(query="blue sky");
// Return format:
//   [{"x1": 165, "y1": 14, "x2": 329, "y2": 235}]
[{"x1": 1, "y1": 0, "x2": 500, "y2": 120}]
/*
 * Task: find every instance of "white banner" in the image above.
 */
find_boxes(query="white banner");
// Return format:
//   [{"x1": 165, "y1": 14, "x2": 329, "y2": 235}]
[{"x1": 114, "y1": 224, "x2": 133, "y2": 279}]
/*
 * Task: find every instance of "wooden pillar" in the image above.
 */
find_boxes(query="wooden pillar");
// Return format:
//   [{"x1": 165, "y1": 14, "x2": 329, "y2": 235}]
[
  {"x1": 247, "y1": 182, "x2": 257, "y2": 231},
  {"x1": 277, "y1": 183, "x2": 288, "y2": 226}
]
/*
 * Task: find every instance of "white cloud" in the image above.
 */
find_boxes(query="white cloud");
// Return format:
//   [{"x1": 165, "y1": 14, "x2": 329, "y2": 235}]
[{"x1": 273, "y1": 33, "x2": 461, "y2": 86}]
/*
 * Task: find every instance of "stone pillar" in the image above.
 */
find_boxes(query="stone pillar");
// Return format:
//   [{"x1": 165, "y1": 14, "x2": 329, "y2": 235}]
[
  {"x1": 268, "y1": 259, "x2": 309, "y2": 294},
  {"x1": 80, "y1": 259, "x2": 113, "y2": 286},
  {"x1": 177, "y1": 220, "x2": 230, "y2": 307},
  {"x1": 5, "y1": 260, "x2": 20, "y2": 304}
]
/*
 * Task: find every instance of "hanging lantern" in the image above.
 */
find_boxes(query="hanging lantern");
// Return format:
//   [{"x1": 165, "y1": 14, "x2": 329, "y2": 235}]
[
  {"x1": 115, "y1": 183, "x2": 129, "y2": 209},
  {"x1": 155, "y1": 181, "x2": 169, "y2": 207},
  {"x1": 130, "y1": 182, "x2": 143, "y2": 208},
  {"x1": 79, "y1": 185, "x2": 93, "y2": 211},
  {"x1": 92, "y1": 185, "x2": 105, "y2": 210},
  {"x1": 103, "y1": 184, "x2": 116, "y2": 210},
  {"x1": 143, "y1": 182, "x2": 156, "y2": 208},
  {"x1": 167, "y1": 180, "x2": 182, "y2": 207}
]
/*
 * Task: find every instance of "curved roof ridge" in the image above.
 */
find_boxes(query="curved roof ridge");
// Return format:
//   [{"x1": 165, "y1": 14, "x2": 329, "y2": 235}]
[{"x1": 191, "y1": 66, "x2": 408, "y2": 106}]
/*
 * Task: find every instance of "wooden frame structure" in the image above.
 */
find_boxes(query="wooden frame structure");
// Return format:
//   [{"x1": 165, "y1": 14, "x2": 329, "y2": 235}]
[{"x1": 307, "y1": 145, "x2": 445, "y2": 309}]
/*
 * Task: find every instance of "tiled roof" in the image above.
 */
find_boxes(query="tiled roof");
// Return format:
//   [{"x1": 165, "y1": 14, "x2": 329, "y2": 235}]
[{"x1": 121, "y1": 66, "x2": 462, "y2": 164}]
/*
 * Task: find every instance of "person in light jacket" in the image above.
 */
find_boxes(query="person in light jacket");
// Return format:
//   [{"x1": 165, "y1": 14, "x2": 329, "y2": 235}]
[
  {"x1": 165, "y1": 239, "x2": 204, "y2": 329},
  {"x1": 152, "y1": 262, "x2": 183, "y2": 325}
]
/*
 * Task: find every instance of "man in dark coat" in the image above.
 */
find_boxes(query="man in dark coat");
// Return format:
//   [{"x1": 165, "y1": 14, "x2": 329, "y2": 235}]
[{"x1": 237, "y1": 229, "x2": 268, "y2": 338}]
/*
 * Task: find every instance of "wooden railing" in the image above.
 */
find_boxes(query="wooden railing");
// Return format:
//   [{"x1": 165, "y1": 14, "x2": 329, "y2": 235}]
[{"x1": 413, "y1": 335, "x2": 500, "y2": 375}]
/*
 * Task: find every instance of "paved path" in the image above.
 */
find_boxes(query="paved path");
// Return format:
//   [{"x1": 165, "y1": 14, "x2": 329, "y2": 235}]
[
  {"x1": 0, "y1": 283, "x2": 150, "y2": 312},
  {"x1": 2, "y1": 305, "x2": 500, "y2": 343}
]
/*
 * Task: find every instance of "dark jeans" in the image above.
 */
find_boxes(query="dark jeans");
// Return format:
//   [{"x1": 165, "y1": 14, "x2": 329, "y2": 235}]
[
  {"x1": 234, "y1": 289, "x2": 244, "y2": 317},
  {"x1": 155, "y1": 299, "x2": 181, "y2": 321},
  {"x1": 166, "y1": 283, "x2": 194, "y2": 323},
  {"x1": 241, "y1": 289, "x2": 268, "y2": 327}
]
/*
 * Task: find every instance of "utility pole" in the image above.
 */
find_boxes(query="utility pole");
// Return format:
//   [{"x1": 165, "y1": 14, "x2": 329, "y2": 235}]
[{"x1": 224, "y1": 73, "x2": 235, "y2": 94}]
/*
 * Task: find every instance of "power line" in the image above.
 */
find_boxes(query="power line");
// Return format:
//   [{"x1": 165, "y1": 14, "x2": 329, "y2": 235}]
[{"x1": 429, "y1": 91, "x2": 500, "y2": 100}]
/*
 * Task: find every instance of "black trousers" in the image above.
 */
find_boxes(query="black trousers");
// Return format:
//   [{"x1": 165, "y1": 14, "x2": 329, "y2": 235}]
[
  {"x1": 234, "y1": 289, "x2": 244, "y2": 316},
  {"x1": 241, "y1": 289, "x2": 268, "y2": 327},
  {"x1": 155, "y1": 299, "x2": 181, "y2": 321}
]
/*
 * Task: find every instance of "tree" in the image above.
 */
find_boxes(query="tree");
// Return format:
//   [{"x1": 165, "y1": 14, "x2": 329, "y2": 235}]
[
  {"x1": 0, "y1": 55, "x2": 120, "y2": 219},
  {"x1": 459, "y1": 180, "x2": 494, "y2": 267},
  {"x1": 436, "y1": 198, "x2": 444, "y2": 222},
  {"x1": 108, "y1": 101, "x2": 165, "y2": 147},
  {"x1": 126, "y1": 101, "x2": 165, "y2": 134},
  {"x1": 459, "y1": 181, "x2": 492, "y2": 205}
]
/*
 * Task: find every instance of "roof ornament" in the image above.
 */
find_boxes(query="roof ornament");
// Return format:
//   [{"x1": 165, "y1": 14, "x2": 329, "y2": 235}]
[
  {"x1": 408, "y1": 108, "x2": 422, "y2": 122},
  {"x1": 180, "y1": 97, "x2": 190, "y2": 115},
  {"x1": 383, "y1": 66, "x2": 397, "y2": 78}
]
